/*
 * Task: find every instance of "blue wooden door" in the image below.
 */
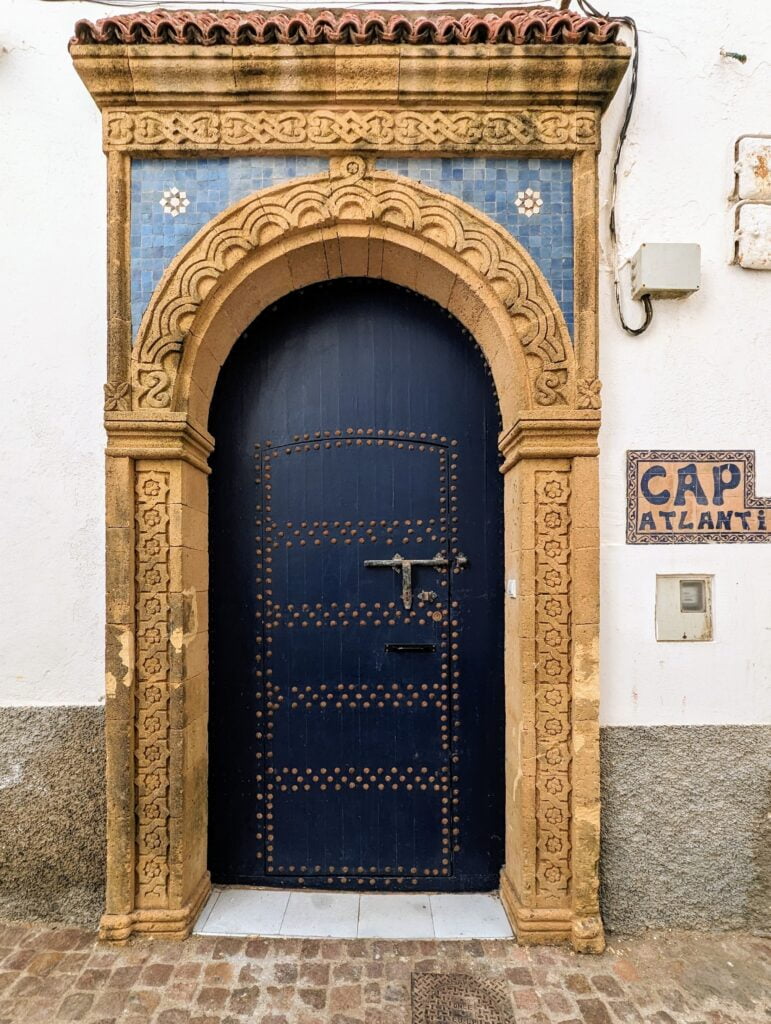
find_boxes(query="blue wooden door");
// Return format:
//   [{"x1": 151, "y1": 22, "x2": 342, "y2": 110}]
[{"x1": 209, "y1": 279, "x2": 503, "y2": 891}]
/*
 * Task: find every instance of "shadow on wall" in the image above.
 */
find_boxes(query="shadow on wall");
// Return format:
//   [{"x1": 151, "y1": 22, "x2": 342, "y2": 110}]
[
  {"x1": 0, "y1": 707, "x2": 106, "y2": 927},
  {"x1": 600, "y1": 725, "x2": 771, "y2": 934}
]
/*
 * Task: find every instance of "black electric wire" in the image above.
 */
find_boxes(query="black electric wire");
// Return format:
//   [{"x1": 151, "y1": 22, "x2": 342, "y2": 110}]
[{"x1": 575, "y1": 0, "x2": 653, "y2": 335}]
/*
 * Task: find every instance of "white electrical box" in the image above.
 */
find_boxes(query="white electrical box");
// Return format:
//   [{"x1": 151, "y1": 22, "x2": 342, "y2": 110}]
[
  {"x1": 735, "y1": 203, "x2": 771, "y2": 270},
  {"x1": 655, "y1": 575, "x2": 713, "y2": 642},
  {"x1": 630, "y1": 243, "x2": 701, "y2": 300}
]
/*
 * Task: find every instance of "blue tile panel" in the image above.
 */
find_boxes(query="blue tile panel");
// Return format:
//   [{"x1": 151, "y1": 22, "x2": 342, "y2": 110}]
[
  {"x1": 131, "y1": 156, "x2": 573, "y2": 341},
  {"x1": 130, "y1": 157, "x2": 328, "y2": 340},
  {"x1": 376, "y1": 158, "x2": 574, "y2": 338}
]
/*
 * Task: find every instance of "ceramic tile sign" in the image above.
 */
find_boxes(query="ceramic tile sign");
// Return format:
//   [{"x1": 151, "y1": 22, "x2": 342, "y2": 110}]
[{"x1": 627, "y1": 450, "x2": 771, "y2": 544}]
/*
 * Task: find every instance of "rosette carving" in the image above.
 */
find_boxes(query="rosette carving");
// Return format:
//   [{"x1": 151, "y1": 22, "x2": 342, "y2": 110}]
[
  {"x1": 534, "y1": 471, "x2": 572, "y2": 903},
  {"x1": 134, "y1": 470, "x2": 171, "y2": 906}
]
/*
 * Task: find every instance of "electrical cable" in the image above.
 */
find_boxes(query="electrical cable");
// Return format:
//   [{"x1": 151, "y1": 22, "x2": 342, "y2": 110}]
[{"x1": 574, "y1": 0, "x2": 653, "y2": 335}]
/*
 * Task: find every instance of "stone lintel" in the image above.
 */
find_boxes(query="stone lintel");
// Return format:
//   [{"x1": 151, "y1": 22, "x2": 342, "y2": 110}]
[{"x1": 71, "y1": 44, "x2": 630, "y2": 116}]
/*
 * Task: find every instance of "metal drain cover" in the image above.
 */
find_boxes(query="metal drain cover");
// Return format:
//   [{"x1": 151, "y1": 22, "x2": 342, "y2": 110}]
[{"x1": 411, "y1": 973, "x2": 516, "y2": 1024}]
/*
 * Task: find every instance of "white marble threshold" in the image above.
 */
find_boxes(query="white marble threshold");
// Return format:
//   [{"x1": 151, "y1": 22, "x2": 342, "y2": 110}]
[{"x1": 194, "y1": 888, "x2": 514, "y2": 940}]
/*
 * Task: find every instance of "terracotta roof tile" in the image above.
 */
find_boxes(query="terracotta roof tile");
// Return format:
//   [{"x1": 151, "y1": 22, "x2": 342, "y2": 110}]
[{"x1": 71, "y1": 8, "x2": 622, "y2": 47}]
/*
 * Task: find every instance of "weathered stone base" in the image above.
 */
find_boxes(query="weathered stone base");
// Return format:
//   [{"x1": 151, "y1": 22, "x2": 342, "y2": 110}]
[
  {"x1": 600, "y1": 724, "x2": 771, "y2": 934},
  {"x1": 0, "y1": 706, "x2": 105, "y2": 927},
  {"x1": 98, "y1": 872, "x2": 211, "y2": 943},
  {"x1": 499, "y1": 872, "x2": 605, "y2": 954}
]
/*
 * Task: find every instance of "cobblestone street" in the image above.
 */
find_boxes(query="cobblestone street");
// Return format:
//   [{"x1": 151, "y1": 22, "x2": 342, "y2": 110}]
[{"x1": 0, "y1": 919, "x2": 767, "y2": 1024}]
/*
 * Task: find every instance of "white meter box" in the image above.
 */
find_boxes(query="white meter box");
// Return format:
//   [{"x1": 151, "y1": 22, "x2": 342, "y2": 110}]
[{"x1": 655, "y1": 575, "x2": 713, "y2": 642}]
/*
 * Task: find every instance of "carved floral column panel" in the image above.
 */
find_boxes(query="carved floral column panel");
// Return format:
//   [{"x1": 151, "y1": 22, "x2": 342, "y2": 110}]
[{"x1": 70, "y1": 8, "x2": 629, "y2": 949}]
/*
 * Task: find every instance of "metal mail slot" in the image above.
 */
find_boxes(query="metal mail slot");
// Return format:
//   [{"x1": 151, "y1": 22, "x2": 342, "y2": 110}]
[{"x1": 384, "y1": 643, "x2": 436, "y2": 653}]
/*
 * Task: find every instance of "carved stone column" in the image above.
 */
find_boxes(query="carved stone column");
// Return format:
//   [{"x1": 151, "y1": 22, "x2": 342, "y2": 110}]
[
  {"x1": 101, "y1": 420, "x2": 213, "y2": 940},
  {"x1": 499, "y1": 415, "x2": 603, "y2": 952}
]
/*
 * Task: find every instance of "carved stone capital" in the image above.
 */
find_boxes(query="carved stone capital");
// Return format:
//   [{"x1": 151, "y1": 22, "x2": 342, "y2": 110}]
[
  {"x1": 499, "y1": 412, "x2": 601, "y2": 471},
  {"x1": 106, "y1": 414, "x2": 214, "y2": 472}
]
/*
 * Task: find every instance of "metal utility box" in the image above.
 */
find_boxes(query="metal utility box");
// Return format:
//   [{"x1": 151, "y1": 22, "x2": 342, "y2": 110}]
[{"x1": 630, "y1": 243, "x2": 701, "y2": 300}]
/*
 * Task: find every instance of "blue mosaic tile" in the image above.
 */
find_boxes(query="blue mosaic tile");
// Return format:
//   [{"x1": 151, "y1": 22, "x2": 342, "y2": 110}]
[
  {"x1": 376, "y1": 158, "x2": 574, "y2": 338},
  {"x1": 130, "y1": 157, "x2": 328, "y2": 339},
  {"x1": 130, "y1": 156, "x2": 573, "y2": 341}
]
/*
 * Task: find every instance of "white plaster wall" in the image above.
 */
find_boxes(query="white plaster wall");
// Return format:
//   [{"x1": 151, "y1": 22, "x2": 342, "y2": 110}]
[
  {"x1": 597, "y1": 0, "x2": 771, "y2": 725},
  {"x1": 0, "y1": 1, "x2": 769, "y2": 723}
]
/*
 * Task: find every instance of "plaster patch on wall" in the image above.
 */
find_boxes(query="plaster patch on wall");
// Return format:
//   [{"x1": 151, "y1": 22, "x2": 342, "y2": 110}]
[
  {"x1": 0, "y1": 763, "x2": 23, "y2": 790},
  {"x1": 170, "y1": 589, "x2": 198, "y2": 653},
  {"x1": 105, "y1": 624, "x2": 133, "y2": 698}
]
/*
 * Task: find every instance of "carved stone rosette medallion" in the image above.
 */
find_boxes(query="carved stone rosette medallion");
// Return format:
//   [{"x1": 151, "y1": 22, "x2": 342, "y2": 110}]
[{"x1": 70, "y1": 10, "x2": 629, "y2": 949}]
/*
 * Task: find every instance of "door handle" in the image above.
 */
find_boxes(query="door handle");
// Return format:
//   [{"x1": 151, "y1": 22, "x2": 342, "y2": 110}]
[{"x1": 363, "y1": 551, "x2": 449, "y2": 610}]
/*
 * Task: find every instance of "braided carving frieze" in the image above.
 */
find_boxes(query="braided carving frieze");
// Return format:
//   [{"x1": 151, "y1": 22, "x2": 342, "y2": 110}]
[
  {"x1": 135, "y1": 470, "x2": 172, "y2": 907},
  {"x1": 104, "y1": 108, "x2": 598, "y2": 153},
  {"x1": 534, "y1": 470, "x2": 572, "y2": 904},
  {"x1": 132, "y1": 156, "x2": 572, "y2": 412}
]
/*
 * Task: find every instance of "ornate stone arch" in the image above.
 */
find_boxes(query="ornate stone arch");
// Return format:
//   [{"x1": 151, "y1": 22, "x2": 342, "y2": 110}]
[{"x1": 132, "y1": 155, "x2": 576, "y2": 425}]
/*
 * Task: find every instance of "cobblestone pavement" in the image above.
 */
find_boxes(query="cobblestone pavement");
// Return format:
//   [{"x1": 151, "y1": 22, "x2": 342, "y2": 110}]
[{"x1": 0, "y1": 919, "x2": 767, "y2": 1024}]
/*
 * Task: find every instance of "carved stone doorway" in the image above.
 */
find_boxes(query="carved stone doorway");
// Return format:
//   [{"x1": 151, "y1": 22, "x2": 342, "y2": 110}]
[{"x1": 70, "y1": 8, "x2": 630, "y2": 951}]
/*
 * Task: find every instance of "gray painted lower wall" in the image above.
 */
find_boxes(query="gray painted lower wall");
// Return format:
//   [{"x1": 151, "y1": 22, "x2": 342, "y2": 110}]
[
  {"x1": 0, "y1": 709, "x2": 768, "y2": 934},
  {"x1": 600, "y1": 725, "x2": 771, "y2": 934},
  {"x1": 0, "y1": 706, "x2": 105, "y2": 926}
]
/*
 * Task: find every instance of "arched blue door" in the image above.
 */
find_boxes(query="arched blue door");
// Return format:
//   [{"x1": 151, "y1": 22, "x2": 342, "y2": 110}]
[{"x1": 209, "y1": 278, "x2": 504, "y2": 891}]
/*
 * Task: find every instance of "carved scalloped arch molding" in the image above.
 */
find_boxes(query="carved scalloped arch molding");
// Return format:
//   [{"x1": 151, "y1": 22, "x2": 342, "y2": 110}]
[{"x1": 132, "y1": 155, "x2": 575, "y2": 418}]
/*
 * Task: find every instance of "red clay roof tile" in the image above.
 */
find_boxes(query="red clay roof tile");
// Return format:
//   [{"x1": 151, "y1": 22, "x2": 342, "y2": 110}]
[{"x1": 71, "y1": 8, "x2": 622, "y2": 47}]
